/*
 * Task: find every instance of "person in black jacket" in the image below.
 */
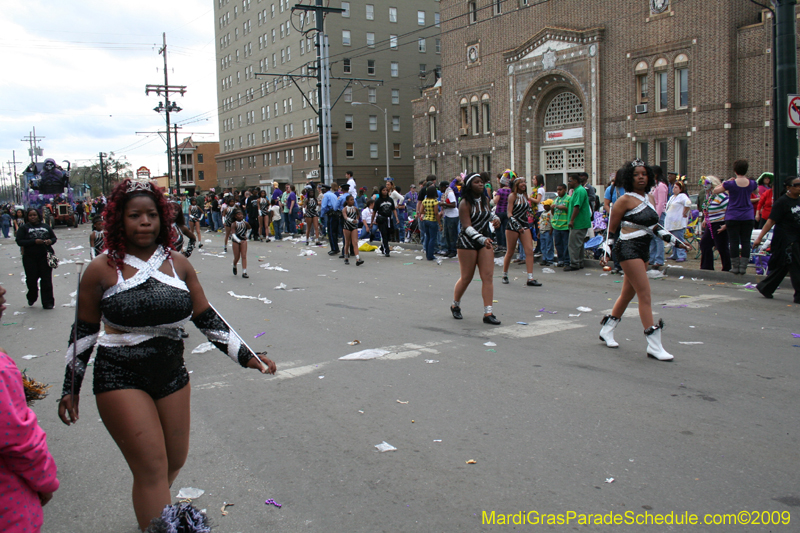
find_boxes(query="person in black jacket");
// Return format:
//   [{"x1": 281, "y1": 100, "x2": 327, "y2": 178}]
[{"x1": 15, "y1": 208, "x2": 58, "y2": 309}]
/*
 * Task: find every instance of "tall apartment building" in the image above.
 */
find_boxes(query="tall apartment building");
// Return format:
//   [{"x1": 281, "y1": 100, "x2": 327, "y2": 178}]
[
  {"x1": 214, "y1": 0, "x2": 442, "y2": 192},
  {"x1": 413, "y1": 0, "x2": 795, "y2": 192}
]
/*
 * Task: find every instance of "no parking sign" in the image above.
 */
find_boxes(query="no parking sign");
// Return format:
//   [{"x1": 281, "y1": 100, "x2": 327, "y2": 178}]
[{"x1": 789, "y1": 95, "x2": 800, "y2": 128}]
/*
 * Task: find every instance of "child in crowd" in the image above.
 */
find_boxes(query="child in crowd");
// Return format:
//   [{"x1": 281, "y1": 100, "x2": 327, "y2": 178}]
[
  {"x1": 539, "y1": 200, "x2": 555, "y2": 266},
  {"x1": 360, "y1": 199, "x2": 376, "y2": 241}
]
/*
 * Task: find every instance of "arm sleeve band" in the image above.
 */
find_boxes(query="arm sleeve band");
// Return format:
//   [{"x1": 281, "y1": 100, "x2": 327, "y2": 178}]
[
  {"x1": 464, "y1": 226, "x2": 487, "y2": 247},
  {"x1": 601, "y1": 238, "x2": 614, "y2": 257},
  {"x1": 191, "y1": 307, "x2": 254, "y2": 367},
  {"x1": 61, "y1": 320, "x2": 100, "y2": 398}
]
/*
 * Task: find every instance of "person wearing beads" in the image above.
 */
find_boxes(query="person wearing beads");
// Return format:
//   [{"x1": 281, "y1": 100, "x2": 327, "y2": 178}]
[
  {"x1": 341, "y1": 195, "x2": 364, "y2": 266},
  {"x1": 598, "y1": 160, "x2": 693, "y2": 361},
  {"x1": 699, "y1": 176, "x2": 731, "y2": 272},
  {"x1": 451, "y1": 173, "x2": 502, "y2": 325},
  {"x1": 501, "y1": 173, "x2": 542, "y2": 287},
  {"x1": 304, "y1": 182, "x2": 322, "y2": 246},
  {"x1": 230, "y1": 208, "x2": 250, "y2": 278},
  {"x1": 89, "y1": 215, "x2": 105, "y2": 258},
  {"x1": 57, "y1": 180, "x2": 276, "y2": 532}
]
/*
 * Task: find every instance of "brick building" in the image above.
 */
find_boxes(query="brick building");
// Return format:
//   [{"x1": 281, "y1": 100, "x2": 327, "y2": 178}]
[
  {"x1": 176, "y1": 137, "x2": 221, "y2": 194},
  {"x1": 413, "y1": 0, "x2": 796, "y2": 193},
  {"x1": 214, "y1": 0, "x2": 441, "y2": 192}
]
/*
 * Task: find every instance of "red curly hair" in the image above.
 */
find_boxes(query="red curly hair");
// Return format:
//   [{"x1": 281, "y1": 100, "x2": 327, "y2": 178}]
[{"x1": 103, "y1": 179, "x2": 175, "y2": 270}]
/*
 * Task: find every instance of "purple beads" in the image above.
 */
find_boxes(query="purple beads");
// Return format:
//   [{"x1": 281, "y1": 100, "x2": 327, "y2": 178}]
[{"x1": 265, "y1": 498, "x2": 282, "y2": 508}]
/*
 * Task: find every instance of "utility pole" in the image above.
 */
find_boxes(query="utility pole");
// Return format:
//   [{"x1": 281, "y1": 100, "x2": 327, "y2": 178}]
[
  {"x1": 173, "y1": 124, "x2": 182, "y2": 195},
  {"x1": 21, "y1": 127, "x2": 45, "y2": 163},
  {"x1": 774, "y1": 0, "x2": 798, "y2": 199},
  {"x1": 146, "y1": 33, "x2": 185, "y2": 194},
  {"x1": 6, "y1": 151, "x2": 19, "y2": 204},
  {"x1": 99, "y1": 152, "x2": 106, "y2": 196}
]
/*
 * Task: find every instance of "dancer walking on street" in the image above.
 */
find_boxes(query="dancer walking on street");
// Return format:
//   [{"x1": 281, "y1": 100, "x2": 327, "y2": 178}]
[
  {"x1": 230, "y1": 208, "x2": 250, "y2": 278},
  {"x1": 501, "y1": 174, "x2": 541, "y2": 287},
  {"x1": 341, "y1": 195, "x2": 364, "y2": 266}
]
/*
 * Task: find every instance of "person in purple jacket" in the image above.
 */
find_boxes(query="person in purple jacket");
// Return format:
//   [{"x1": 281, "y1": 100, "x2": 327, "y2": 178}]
[{"x1": 713, "y1": 159, "x2": 757, "y2": 275}]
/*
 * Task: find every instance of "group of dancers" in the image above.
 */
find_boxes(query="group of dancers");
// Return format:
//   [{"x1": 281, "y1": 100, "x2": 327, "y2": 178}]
[{"x1": 450, "y1": 162, "x2": 692, "y2": 361}]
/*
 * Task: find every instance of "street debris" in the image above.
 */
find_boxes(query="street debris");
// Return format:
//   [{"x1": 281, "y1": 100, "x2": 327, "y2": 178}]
[
  {"x1": 466, "y1": 459, "x2": 477, "y2": 464},
  {"x1": 415, "y1": 256, "x2": 423, "y2": 261},
  {"x1": 274, "y1": 283, "x2": 287, "y2": 290},
  {"x1": 647, "y1": 270, "x2": 666, "y2": 279},
  {"x1": 605, "y1": 478, "x2": 614, "y2": 484},
  {"x1": 541, "y1": 268, "x2": 556, "y2": 274},
  {"x1": 298, "y1": 250, "x2": 316, "y2": 257},
  {"x1": 254, "y1": 332, "x2": 266, "y2": 339},
  {"x1": 347, "y1": 340, "x2": 361, "y2": 345},
  {"x1": 517, "y1": 322, "x2": 528, "y2": 325},
  {"x1": 192, "y1": 342, "x2": 215, "y2": 354},
  {"x1": 484, "y1": 341, "x2": 497, "y2": 346},
  {"x1": 220, "y1": 502, "x2": 234, "y2": 516},
  {"x1": 397, "y1": 400, "x2": 409, "y2": 404},
  {"x1": 260, "y1": 263, "x2": 289, "y2": 271},
  {"x1": 22, "y1": 355, "x2": 38, "y2": 360},
  {"x1": 339, "y1": 349, "x2": 390, "y2": 360},
  {"x1": 375, "y1": 441, "x2": 397, "y2": 452},
  {"x1": 576, "y1": 307, "x2": 592, "y2": 312},
  {"x1": 679, "y1": 342, "x2": 704, "y2": 345},
  {"x1": 264, "y1": 498, "x2": 282, "y2": 508},
  {"x1": 568, "y1": 314, "x2": 581, "y2": 318},
  {"x1": 424, "y1": 359, "x2": 439, "y2": 364},
  {"x1": 227, "y1": 291, "x2": 272, "y2": 304},
  {"x1": 176, "y1": 487, "x2": 204, "y2": 499}
]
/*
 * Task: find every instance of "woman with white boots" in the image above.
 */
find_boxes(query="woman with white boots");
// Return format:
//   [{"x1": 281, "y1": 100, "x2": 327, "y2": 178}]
[{"x1": 599, "y1": 160, "x2": 693, "y2": 361}]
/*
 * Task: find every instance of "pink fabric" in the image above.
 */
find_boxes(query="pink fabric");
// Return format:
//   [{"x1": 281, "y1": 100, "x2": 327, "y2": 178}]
[
  {"x1": 0, "y1": 353, "x2": 59, "y2": 533},
  {"x1": 651, "y1": 182, "x2": 669, "y2": 216}
]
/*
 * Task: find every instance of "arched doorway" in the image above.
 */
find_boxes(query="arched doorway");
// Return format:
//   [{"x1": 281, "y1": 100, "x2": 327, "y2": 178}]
[{"x1": 540, "y1": 90, "x2": 585, "y2": 191}]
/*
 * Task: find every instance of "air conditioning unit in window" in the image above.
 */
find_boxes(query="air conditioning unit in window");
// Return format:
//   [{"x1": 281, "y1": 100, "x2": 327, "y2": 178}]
[
  {"x1": 635, "y1": 103, "x2": 648, "y2": 114},
  {"x1": 459, "y1": 127, "x2": 468, "y2": 136}
]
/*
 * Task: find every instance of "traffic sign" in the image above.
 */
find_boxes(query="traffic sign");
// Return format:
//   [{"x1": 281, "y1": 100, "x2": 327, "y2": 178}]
[{"x1": 789, "y1": 95, "x2": 800, "y2": 128}]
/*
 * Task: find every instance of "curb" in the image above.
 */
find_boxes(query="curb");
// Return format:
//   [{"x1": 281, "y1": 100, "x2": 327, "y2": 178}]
[{"x1": 581, "y1": 258, "x2": 765, "y2": 284}]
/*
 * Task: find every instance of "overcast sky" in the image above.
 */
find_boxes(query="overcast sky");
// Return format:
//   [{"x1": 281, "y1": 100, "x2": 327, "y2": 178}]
[{"x1": 0, "y1": 0, "x2": 218, "y2": 182}]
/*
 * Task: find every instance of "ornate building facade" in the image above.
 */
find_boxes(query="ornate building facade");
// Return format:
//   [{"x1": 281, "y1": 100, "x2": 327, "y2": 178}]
[{"x1": 413, "y1": 0, "x2": 793, "y2": 191}]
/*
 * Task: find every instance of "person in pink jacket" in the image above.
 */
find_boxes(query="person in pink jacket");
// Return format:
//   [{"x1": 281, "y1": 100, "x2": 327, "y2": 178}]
[
  {"x1": 648, "y1": 165, "x2": 670, "y2": 268},
  {"x1": 0, "y1": 285, "x2": 59, "y2": 532}
]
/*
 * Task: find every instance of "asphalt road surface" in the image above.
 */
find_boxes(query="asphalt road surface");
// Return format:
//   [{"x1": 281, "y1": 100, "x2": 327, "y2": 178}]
[{"x1": 1, "y1": 225, "x2": 798, "y2": 532}]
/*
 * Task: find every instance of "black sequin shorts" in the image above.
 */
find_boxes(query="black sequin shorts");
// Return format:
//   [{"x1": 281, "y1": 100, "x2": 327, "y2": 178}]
[
  {"x1": 93, "y1": 337, "x2": 189, "y2": 400},
  {"x1": 614, "y1": 235, "x2": 651, "y2": 263}
]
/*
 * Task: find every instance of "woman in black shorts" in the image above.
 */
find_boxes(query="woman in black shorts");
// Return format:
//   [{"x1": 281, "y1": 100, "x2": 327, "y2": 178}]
[
  {"x1": 258, "y1": 189, "x2": 271, "y2": 242},
  {"x1": 501, "y1": 173, "x2": 541, "y2": 287},
  {"x1": 451, "y1": 173, "x2": 501, "y2": 324},
  {"x1": 57, "y1": 180, "x2": 276, "y2": 531},
  {"x1": 599, "y1": 160, "x2": 692, "y2": 361},
  {"x1": 230, "y1": 208, "x2": 251, "y2": 278},
  {"x1": 341, "y1": 195, "x2": 363, "y2": 265}
]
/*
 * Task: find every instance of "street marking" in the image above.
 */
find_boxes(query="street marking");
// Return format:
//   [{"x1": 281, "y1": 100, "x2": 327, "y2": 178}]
[
  {"x1": 656, "y1": 294, "x2": 742, "y2": 309},
  {"x1": 193, "y1": 381, "x2": 231, "y2": 390},
  {"x1": 485, "y1": 319, "x2": 586, "y2": 339},
  {"x1": 275, "y1": 361, "x2": 330, "y2": 380},
  {"x1": 381, "y1": 341, "x2": 450, "y2": 360}
]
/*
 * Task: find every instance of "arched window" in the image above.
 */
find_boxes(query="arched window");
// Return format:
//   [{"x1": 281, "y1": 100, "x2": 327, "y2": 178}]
[
  {"x1": 481, "y1": 94, "x2": 491, "y2": 134},
  {"x1": 635, "y1": 62, "x2": 649, "y2": 105},
  {"x1": 674, "y1": 54, "x2": 689, "y2": 109},
  {"x1": 470, "y1": 95, "x2": 480, "y2": 135},
  {"x1": 544, "y1": 92, "x2": 584, "y2": 128},
  {"x1": 654, "y1": 58, "x2": 668, "y2": 111},
  {"x1": 459, "y1": 97, "x2": 468, "y2": 133}
]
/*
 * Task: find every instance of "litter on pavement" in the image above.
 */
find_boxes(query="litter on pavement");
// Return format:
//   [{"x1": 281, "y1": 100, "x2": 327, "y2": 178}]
[
  {"x1": 192, "y1": 342, "x2": 215, "y2": 354},
  {"x1": 176, "y1": 487, "x2": 205, "y2": 499},
  {"x1": 227, "y1": 291, "x2": 272, "y2": 304},
  {"x1": 375, "y1": 441, "x2": 397, "y2": 452},
  {"x1": 339, "y1": 349, "x2": 390, "y2": 360}
]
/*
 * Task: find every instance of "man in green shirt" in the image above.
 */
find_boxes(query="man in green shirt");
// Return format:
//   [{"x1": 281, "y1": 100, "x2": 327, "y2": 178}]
[
  {"x1": 551, "y1": 183, "x2": 570, "y2": 267},
  {"x1": 565, "y1": 174, "x2": 591, "y2": 271}
]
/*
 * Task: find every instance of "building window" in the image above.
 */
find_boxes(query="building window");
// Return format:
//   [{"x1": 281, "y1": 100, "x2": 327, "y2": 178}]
[
  {"x1": 198, "y1": 171, "x2": 205, "y2": 181},
  {"x1": 543, "y1": 91, "x2": 584, "y2": 127},
  {"x1": 675, "y1": 138, "x2": 688, "y2": 175},
  {"x1": 197, "y1": 153, "x2": 204, "y2": 164},
  {"x1": 344, "y1": 87, "x2": 353, "y2": 102},
  {"x1": 435, "y1": 38, "x2": 441, "y2": 54},
  {"x1": 367, "y1": 59, "x2": 375, "y2": 75},
  {"x1": 366, "y1": 4, "x2": 374, "y2": 19},
  {"x1": 345, "y1": 114, "x2": 353, "y2": 130},
  {"x1": 343, "y1": 58, "x2": 351, "y2": 73},
  {"x1": 389, "y1": 7, "x2": 397, "y2": 22},
  {"x1": 341, "y1": 1, "x2": 349, "y2": 17},
  {"x1": 342, "y1": 30, "x2": 351, "y2": 46},
  {"x1": 390, "y1": 35, "x2": 398, "y2": 49},
  {"x1": 393, "y1": 143, "x2": 401, "y2": 158},
  {"x1": 471, "y1": 103, "x2": 479, "y2": 135},
  {"x1": 417, "y1": 10, "x2": 425, "y2": 25},
  {"x1": 676, "y1": 67, "x2": 688, "y2": 109},
  {"x1": 346, "y1": 142, "x2": 354, "y2": 158},
  {"x1": 656, "y1": 71, "x2": 668, "y2": 111},
  {"x1": 656, "y1": 139, "x2": 669, "y2": 172},
  {"x1": 430, "y1": 160, "x2": 437, "y2": 175},
  {"x1": 481, "y1": 99, "x2": 490, "y2": 134},
  {"x1": 418, "y1": 38, "x2": 426, "y2": 52},
  {"x1": 368, "y1": 87, "x2": 377, "y2": 103},
  {"x1": 369, "y1": 115, "x2": 378, "y2": 131},
  {"x1": 469, "y1": 2, "x2": 477, "y2": 23},
  {"x1": 434, "y1": 12, "x2": 440, "y2": 26},
  {"x1": 392, "y1": 116, "x2": 400, "y2": 132},
  {"x1": 429, "y1": 107, "x2": 437, "y2": 141},
  {"x1": 370, "y1": 143, "x2": 378, "y2": 159},
  {"x1": 391, "y1": 89, "x2": 399, "y2": 105},
  {"x1": 493, "y1": 0, "x2": 501, "y2": 15},
  {"x1": 637, "y1": 73, "x2": 648, "y2": 104},
  {"x1": 366, "y1": 32, "x2": 375, "y2": 47},
  {"x1": 460, "y1": 98, "x2": 469, "y2": 131},
  {"x1": 419, "y1": 63, "x2": 426, "y2": 76},
  {"x1": 390, "y1": 62, "x2": 399, "y2": 77},
  {"x1": 637, "y1": 141, "x2": 649, "y2": 164},
  {"x1": 482, "y1": 154, "x2": 492, "y2": 173}
]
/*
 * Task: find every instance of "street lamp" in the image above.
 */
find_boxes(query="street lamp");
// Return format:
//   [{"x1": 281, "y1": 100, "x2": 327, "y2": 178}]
[{"x1": 351, "y1": 101, "x2": 389, "y2": 180}]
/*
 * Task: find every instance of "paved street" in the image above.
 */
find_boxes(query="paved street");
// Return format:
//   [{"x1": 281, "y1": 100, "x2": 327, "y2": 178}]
[{"x1": 0, "y1": 225, "x2": 798, "y2": 532}]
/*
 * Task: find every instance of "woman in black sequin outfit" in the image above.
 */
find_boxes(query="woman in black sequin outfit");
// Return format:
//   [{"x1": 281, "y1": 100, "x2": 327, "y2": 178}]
[
  {"x1": 599, "y1": 161, "x2": 692, "y2": 361},
  {"x1": 451, "y1": 173, "x2": 502, "y2": 324},
  {"x1": 57, "y1": 180, "x2": 276, "y2": 532}
]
